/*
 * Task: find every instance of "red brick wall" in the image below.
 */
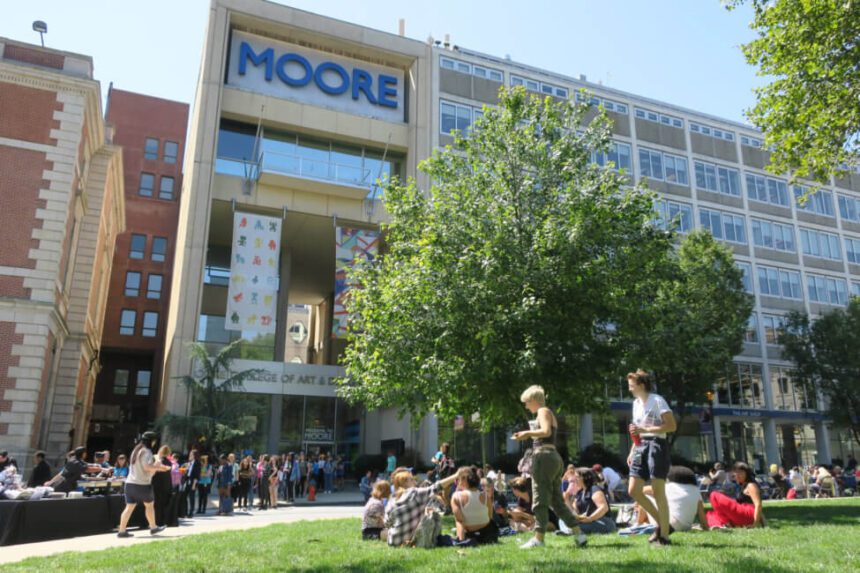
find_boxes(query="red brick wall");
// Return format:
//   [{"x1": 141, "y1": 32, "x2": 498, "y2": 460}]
[
  {"x1": 0, "y1": 275, "x2": 29, "y2": 298},
  {"x1": 0, "y1": 146, "x2": 51, "y2": 269},
  {"x1": 0, "y1": 321, "x2": 24, "y2": 432},
  {"x1": 0, "y1": 83, "x2": 61, "y2": 144},
  {"x1": 2, "y1": 45, "x2": 65, "y2": 70}
]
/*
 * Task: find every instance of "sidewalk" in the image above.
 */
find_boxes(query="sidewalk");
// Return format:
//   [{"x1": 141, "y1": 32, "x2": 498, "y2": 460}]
[{"x1": 0, "y1": 496, "x2": 364, "y2": 566}]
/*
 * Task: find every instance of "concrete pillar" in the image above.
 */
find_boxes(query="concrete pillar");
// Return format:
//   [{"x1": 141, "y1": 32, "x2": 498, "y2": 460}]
[
  {"x1": 267, "y1": 395, "x2": 282, "y2": 454},
  {"x1": 763, "y1": 418, "x2": 780, "y2": 467},
  {"x1": 273, "y1": 248, "x2": 291, "y2": 362},
  {"x1": 814, "y1": 421, "x2": 832, "y2": 464},
  {"x1": 712, "y1": 416, "x2": 724, "y2": 462},
  {"x1": 579, "y1": 414, "x2": 594, "y2": 450}
]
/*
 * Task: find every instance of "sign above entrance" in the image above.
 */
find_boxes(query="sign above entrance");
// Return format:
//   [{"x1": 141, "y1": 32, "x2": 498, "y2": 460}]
[
  {"x1": 215, "y1": 359, "x2": 344, "y2": 398},
  {"x1": 226, "y1": 30, "x2": 405, "y2": 124}
]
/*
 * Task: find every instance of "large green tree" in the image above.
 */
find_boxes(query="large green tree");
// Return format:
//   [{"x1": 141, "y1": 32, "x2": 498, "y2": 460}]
[
  {"x1": 726, "y1": 0, "x2": 860, "y2": 185},
  {"x1": 339, "y1": 88, "x2": 671, "y2": 429},
  {"x1": 157, "y1": 340, "x2": 264, "y2": 453},
  {"x1": 780, "y1": 300, "x2": 860, "y2": 447},
  {"x1": 617, "y1": 229, "x2": 753, "y2": 442}
]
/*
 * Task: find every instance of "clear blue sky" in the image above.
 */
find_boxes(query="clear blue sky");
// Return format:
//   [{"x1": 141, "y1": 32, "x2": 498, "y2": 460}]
[{"x1": 2, "y1": 0, "x2": 761, "y2": 124}]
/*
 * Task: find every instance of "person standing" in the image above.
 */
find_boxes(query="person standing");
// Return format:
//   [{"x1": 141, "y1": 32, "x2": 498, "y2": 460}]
[
  {"x1": 216, "y1": 454, "x2": 234, "y2": 515},
  {"x1": 117, "y1": 432, "x2": 170, "y2": 538},
  {"x1": 183, "y1": 450, "x2": 200, "y2": 516},
  {"x1": 197, "y1": 455, "x2": 213, "y2": 514},
  {"x1": 236, "y1": 456, "x2": 253, "y2": 510},
  {"x1": 284, "y1": 453, "x2": 296, "y2": 502},
  {"x1": 258, "y1": 455, "x2": 272, "y2": 510},
  {"x1": 385, "y1": 451, "x2": 397, "y2": 480},
  {"x1": 323, "y1": 454, "x2": 335, "y2": 494},
  {"x1": 512, "y1": 385, "x2": 586, "y2": 549},
  {"x1": 431, "y1": 443, "x2": 455, "y2": 482},
  {"x1": 27, "y1": 451, "x2": 52, "y2": 488},
  {"x1": 152, "y1": 445, "x2": 177, "y2": 527},
  {"x1": 268, "y1": 456, "x2": 280, "y2": 509},
  {"x1": 297, "y1": 452, "x2": 308, "y2": 497},
  {"x1": 625, "y1": 369, "x2": 676, "y2": 546}
]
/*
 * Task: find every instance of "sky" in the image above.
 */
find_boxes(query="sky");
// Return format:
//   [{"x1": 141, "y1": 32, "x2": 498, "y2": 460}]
[{"x1": 1, "y1": 0, "x2": 762, "y2": 125}]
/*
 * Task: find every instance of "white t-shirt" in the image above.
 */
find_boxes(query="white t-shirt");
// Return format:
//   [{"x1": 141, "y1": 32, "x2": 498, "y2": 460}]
[
  {"x1": 127, "y1": 447, "x2": 154, "y2": 486},
  {"x1": 602, "y1": 466, "x2": 622, "y2": 490},
  {"x1": 632, "y1": 393, "x2": 672, "y2": 438},
  {"x1": 646, "y1": 482, "x2": 700, "y2": 531}
]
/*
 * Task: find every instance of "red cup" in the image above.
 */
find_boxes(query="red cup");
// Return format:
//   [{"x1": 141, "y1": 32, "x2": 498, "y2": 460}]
[{"x1": 629, "y1": 424, "x2": 642, "y2": 446}]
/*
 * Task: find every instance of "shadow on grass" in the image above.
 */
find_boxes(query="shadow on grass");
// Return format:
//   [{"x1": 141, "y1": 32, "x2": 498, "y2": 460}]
[{"x1": 763, "y1": 501, "x2": 860, "y2": 527}]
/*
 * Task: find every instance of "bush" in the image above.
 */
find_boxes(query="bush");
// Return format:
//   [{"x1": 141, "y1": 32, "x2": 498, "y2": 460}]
[
  {"x1": 490, "y1": 453, "x2": 522, "y2": 475},
  {"x1": 352, "y1": 454, "x2": 386, "y2": 478},
  {"x1": 575, "y1": 443, "x2": 625, "y2": 472},
  {"x1": 670, "y1": 453, "x2": 710, "y2": 475}
]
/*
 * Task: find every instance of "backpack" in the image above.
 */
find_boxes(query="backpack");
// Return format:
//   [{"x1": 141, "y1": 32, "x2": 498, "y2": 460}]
[{"x1": 410, "y1": 505, "x2": 442, "y2": 549}]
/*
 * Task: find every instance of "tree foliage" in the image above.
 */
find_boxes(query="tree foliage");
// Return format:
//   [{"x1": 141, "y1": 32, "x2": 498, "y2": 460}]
[
  {"x1": 780, "y1": 300, "x2": 860, "y2": 447},
  {"x1": 726, "y1": 0, "x2": 860, "y2": 185},
  {"x1": 340, "y1": 88, "x2": 673, "y2": 429},
  {"x1": 157, "y1": 340, "x2": 264, "y2": 452},
  {"x1": 617, "y1": 230, "x2": 753, "y2": 440}
]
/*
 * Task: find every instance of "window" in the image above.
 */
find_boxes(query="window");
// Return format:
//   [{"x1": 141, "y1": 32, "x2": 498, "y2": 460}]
[
  {"x1": 746, "y1": 173, "x2": 789, "y2": 207},
  {"x1": 139, "y1": 173, "x2": 154, "y2": 197},
  {"x1": 577, "y1": 93, "x2": 629, "y2": 114},
  {"x1": 510, "y1": 75, "x2": 541, "y2": 92},
  {"x1": 124, "y1": 271, "x2": 141, "y2": 297},
  {"x1": 700, "y1": 208, "x2": 746, "y2": 244},
  {"x1": 740, "y1": 135, "x2": 764, "y2": 148},
  {"x1": 690, "y1": 121, "x2": 735, "y2": 141},
  {"x1": 635, "y1": 108, "x2": 683, "y2": 128},
  {"x1": 744, "y1": 313, "x2": 759, "y2": 343},
  {"x1": 751, "y1": 219, "x2": 795, "y2": 252},
  {"x1": 800, "y1": 228, "x2": 842, "y2": 261},
  {"x1": 694, "y1": 161, "x2": 740, "y2": 196},
  {"x1": 151, "y1": 237, "x2": 167, "y2": 262},
  {"x1": 807, "y1": 273, "x2": 848, "y2": 305},
  {"x1": 114, "y1": 369, "x2": 129, "y2": 395},
  {"x1": 737, "y1": 262, "x2": 753, "y2": 293},
  {"x1": 442, "y1": 56, "x2": 503, "y2": 82},
  {"x1": 846, "y1": 237, "x2": 860, "y2": 264},
  {"x1": 794, "y1": 186, "x2": 835, "y2": 217},
  {"x1": 654, "y1": 199, "x2": 693, "y2": 233},
  {"x1": 440, "y1": 100, "x2": 473, "y2": 135},
  {"x1": 120, "y1": 309, "x2": 136, "y2": 336},
  {"x1": 164, "y1": 141, "x2": 179, "y2": 164},
  {"x1": 638, "y1": 148, "x2": 663, "y2": 180},
  {"x1": 440, "y1": 57, "x2": 455, "y2": 70},
  {"x1": 129, "y1": 234, "x2": 146, "y2": 260},
  {"x1": 852, "y1": 282, "x2": 860, "y2": 298},
  {"x1": 838, "y1": 194, "x2": 860, "y2": 222},
  {"x1": 662, "y1": 153, "x2": 688, "y2": 185},
  {"x1": 591, "y1": 141, "x2": 632, "y2": 171},
  {"x1": 761, "y1": 314, "x2": 786, "y2": 345},
  {"x1": 158, "y1": 176, "x2": 174, "y2": 200},
  {"x1": 142, "y1": 311, "x2": 158, "y2": 337},
  {"x1": 146, "y1": 274, "x2": 163, "y2": 299},
  {"x1": 136, "y1": 370, "x2": 152, "y2": 396},
  {"x1": 757, "y1": 265, "x2": 802, "y2": 299},
  {"x1": 144, "y1": 137, "x2": 159, "y2": 160}
]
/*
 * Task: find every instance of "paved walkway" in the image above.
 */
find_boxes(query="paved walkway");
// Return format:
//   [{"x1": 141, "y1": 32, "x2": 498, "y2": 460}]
[{"x1": 0, "y1": 494, "x2": 364, "y2": 565}]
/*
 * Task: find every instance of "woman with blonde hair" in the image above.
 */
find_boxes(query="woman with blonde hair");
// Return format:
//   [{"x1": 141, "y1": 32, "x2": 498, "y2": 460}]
[
  {"x1": 152, "y1": 444, "x2": 175, "y2": 527},
  {"x1": 383, "y1": 468, "x2": 459, "y2": 546},
  {"x1": 512, "y1": 385, "x2": 586, "y2": 549},
  {"x1": 268, "y1": 455, "x2": 280, "y2": 510}
]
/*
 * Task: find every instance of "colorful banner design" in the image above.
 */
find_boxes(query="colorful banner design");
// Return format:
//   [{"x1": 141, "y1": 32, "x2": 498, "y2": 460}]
[
  {"x1": 332, "y1": 226, "x2": 379, "y2": 338},
  {"x1": 225, "y1": 212, "x2": 281, "y2": 334}
]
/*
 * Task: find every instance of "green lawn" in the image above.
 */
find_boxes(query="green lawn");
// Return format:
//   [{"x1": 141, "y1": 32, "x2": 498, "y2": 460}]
[{"x1": 8, "y1": 498, "x2": 859, "y2": 572}]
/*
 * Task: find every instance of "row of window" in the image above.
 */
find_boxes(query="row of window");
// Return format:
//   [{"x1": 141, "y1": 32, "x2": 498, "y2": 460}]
[
  {"x1": 124, "y1": 271, "x2": 163, "y2": 299},
  {"x1": 144, "y1": 137, "x2": 179, "y2": 164},
  {"x1": 591, "y1": 142, "x2": 632, "y2": 171},
  {"x1": 635, "y1": 107, "x2": 684, "y2": 129},
  {"x1": 119, "y1": 309, "x2": 159, "y2": 337},
  {"x1": 139, "y1": 173, "x2": 175, "y2": 200},
  {"x1": 690, "y1": 121, "x2": 735, "y2": 142},
  {"x1": 575, "y1": 93, "x2": 629, "y2": 114},
  {"x1": 511, "y1": 75, "x2": 568, "y2": 98},
  {"x1": 639, "y1": 147, "x2": 688, "y2": 185},
  {"x1": 440, "y1": 100, "x2": 484, "y2": 136},
  {"x1": 129, "y1": 234, "x2": 168, "y2": 262},
  {"x1": 440, "y1": 56, "x2": 504, "y2": 82},
  {"x1": 113, "y1": 369, "x2": 151, "y2": 396},
  {"x1": 740, "y1": 135, "x2": 764, "y2": 149}
]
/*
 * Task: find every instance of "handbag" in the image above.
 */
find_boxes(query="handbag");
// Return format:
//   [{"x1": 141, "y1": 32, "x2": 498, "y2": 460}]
[{"x1": 517, "y1": 448, "x2": 534, "y2": 477}]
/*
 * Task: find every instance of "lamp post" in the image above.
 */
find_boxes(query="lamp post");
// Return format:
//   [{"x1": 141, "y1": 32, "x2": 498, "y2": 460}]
[{"x1": 705, "y1": 390, "x2": 718, "y2": 462}]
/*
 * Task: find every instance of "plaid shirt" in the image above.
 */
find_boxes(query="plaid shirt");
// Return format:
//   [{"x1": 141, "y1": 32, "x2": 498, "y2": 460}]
[{"x1": 384, "y1": 483, "x2": 442, "y2": 546}]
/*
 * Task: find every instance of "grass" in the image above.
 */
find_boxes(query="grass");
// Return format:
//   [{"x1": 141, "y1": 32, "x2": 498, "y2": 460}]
[{"x1": 7, "y1": 498, "x2": 859, "y2": 572}]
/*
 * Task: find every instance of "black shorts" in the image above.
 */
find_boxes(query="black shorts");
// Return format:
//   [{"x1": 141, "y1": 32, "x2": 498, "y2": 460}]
[
  {"x1": 125, "y1": 482, "x2": 154, "y2": 504},
  {"x1": 629, "y1": 438, "x2": 670, "y2": 481}
]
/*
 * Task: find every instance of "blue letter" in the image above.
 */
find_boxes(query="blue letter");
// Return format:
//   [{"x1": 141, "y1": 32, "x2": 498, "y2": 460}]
[
  {"x1": 276, "y1": 53, "x2": 312, "y2": 87},
  {"x1": 238, "y1": 42, "x2": 274, "y2": 81},
  {"x1": 314, "y1": 62, "x2": 350, "y2": 95},
  {"x1": 377, "y1": 74, "x2": 398, "y2": 108},
  {"x1": 351, "y1": 68, "x2": 378, "y2": 104}
]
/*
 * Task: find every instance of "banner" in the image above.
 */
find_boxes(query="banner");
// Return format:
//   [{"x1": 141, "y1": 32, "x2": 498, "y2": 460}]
[
  {"x1": 332, "y1": 226, "x2": 379, "y2": 338},
  {"x1": 225, "y1": 212, "x2": 281, "y2": 334}
]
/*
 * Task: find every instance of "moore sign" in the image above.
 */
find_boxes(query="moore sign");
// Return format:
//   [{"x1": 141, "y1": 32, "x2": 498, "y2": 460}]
[{"x1": 226, "y1": 30, "x2": 405, "y2": 123}]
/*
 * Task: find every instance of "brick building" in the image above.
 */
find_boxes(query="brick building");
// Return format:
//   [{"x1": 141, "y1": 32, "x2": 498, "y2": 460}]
[
  {"x1": 87, "y1": 89, "x2": 188, "y2": 455},
  {"x1": 0, "y1": 38, "x2": 125, "y2": 468}
]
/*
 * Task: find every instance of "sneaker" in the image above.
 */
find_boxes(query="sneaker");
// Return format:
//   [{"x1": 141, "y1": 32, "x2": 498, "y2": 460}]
[
  {"x1": 520, "y1": 538, "x2": 545, "y2": 549},
  {"x1": 117, "y1": 531, "x2": 133, "y2": 538},
  {"x1": 150, "y1": 525, "x2": 166, "y2": 536},
  {"x1": 575, "y1": 533, "x2": 588, "y2": 548}
]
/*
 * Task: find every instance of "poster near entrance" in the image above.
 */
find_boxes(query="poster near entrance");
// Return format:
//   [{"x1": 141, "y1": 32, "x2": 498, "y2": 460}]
[
  {"x1": 332, "y1": 226, "x2": 379, "y2": 337},
  {"x1": 225, "y1": 212, "x2": 282, "y2": 334}
]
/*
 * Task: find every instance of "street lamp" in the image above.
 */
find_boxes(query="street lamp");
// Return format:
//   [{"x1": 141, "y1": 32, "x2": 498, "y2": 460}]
[{"x1": 32, "y1": 21, "x2": 47, "y2": 47}]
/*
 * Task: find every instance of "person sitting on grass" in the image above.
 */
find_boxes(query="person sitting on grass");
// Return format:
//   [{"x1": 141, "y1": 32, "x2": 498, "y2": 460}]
[
  {"x1": 450, "y1": 466, "x2": 498, "y2": 546},
  {"x1": 632, "y1": 465, "x2": 708, "y2": 532},
  {"x1": 557, "y1": 467, "x2": 615, "y2": 540},
  {"x1": 384, "y1": 468, "x2": 459, "y2": 547},
  {"x1": 508, "y1": 476, "x2": 559, "y2": 533},
  {"x1": 706, "y1": 461, "x2": 765, "y2": 529},
  {"x1": 362, "y1": 480, "x2": 391, "y2": 540}
]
